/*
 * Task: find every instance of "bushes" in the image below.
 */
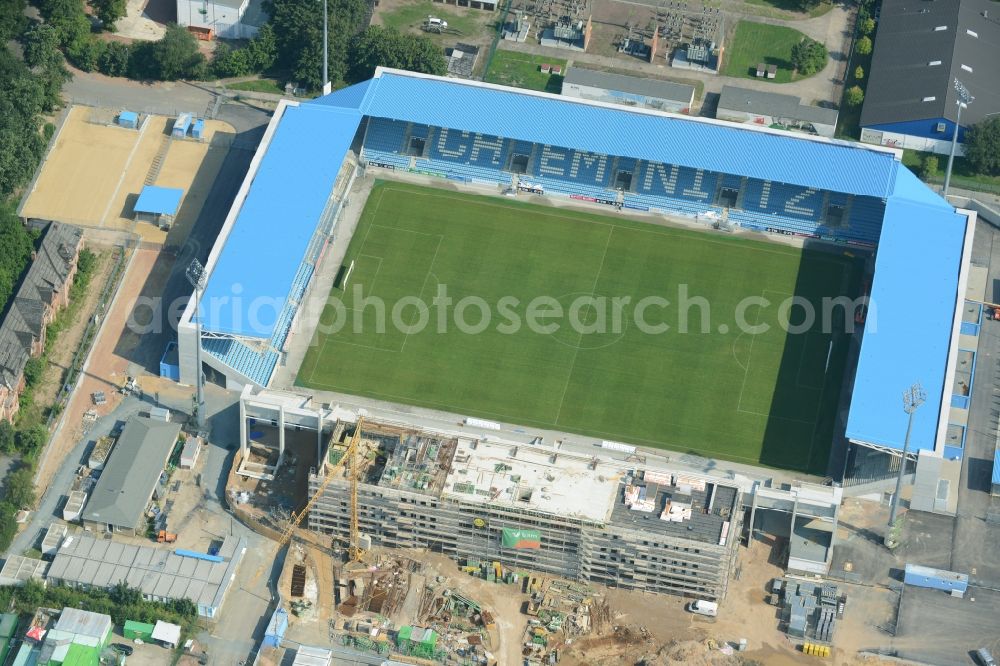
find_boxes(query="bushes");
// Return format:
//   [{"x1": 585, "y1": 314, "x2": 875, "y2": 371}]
[
  {"x1": 855, "y1": 35, "x2": 872, "y2": 56},
  {"x1": 790, "y1": 37, "x2": 827, "y2": 76},
  {"x1": 348, "y1": 26, "x2": 447, "y2": 82},
  {"x1": 211, "y1": 26, "x2": 278, "y2": 78},
  {"x1": 845, "y1": 85, "x2": 864, "y2": 106},
  {"x1": 98, "y1": 40, "x2": 129, "y2": 76}
]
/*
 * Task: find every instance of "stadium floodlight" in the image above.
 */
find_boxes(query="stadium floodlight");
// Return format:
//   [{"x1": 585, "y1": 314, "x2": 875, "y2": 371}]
[
  {"x1": 887, "y1": 383, "x2": 927, "y2": 529},
  {"x1": 321, "y1": 0, "x2": 331, "y2": 95},
  {"x1": 185, "y1": 259, "x2": 207, "y2": 429},
  {"x1": 943, "y1": 78, "x2": 973, "y2": 198}
]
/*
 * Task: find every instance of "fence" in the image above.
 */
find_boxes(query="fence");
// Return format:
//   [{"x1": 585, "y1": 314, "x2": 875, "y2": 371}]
[{"x1": 480, "y1": 0, "x2": 515, "y2": 82}]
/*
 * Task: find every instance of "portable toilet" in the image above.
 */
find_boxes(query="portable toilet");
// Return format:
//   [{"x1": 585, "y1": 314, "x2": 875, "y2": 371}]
[{"x1": 191, "y1": 118, "x2": 205, "y2": 140}]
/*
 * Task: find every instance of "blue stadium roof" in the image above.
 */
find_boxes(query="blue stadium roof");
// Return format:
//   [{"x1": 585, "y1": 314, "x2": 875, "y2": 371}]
[
  {"x1": 200, "y1": 103, "x2": 361, "y2": 338},
  {"x1": 845, "y1": 195, "x2": 969, "y2": 453},
  {"x1": 314, "y1": 69, "x2": 899, "y2": 199},
  {"x1": 134, "y1": 185, "x2": 183, "y2": 216}
]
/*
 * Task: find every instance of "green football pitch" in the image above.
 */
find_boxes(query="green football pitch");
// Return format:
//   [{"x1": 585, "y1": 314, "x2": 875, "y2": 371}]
[{"x1": 299, "y1": 181, "x2": 862, "y2": 474}]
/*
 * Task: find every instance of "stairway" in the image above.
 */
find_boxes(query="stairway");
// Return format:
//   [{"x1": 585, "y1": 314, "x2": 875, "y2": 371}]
[{"x1": 144, "y1": 135, "x2": 173, "y2": 186}]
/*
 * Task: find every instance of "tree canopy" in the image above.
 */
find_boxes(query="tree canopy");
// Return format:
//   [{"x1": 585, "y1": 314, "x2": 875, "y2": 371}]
[
  {"x1": 348, "y1": 25, "x2": 446, "y2": 81},
  {"x1": 89, "y1": 0, "x2": 128, "y2": 30},
  {"x1": 964, "y1": 117, "x2": 1000, "y2": 176},
  {"x1": 266, "y1": 0, "x2": 369, "y2": 89},
  {"x1": 791, "y1": 37, "x2": 827, "y2": 76}
]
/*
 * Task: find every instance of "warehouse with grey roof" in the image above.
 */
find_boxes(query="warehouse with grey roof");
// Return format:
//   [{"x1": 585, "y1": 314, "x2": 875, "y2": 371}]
[
  {"x1": 715, "y1": 86, "x2": 839, "y2": 137},
  {"x1": 81, "y1": 416, "x2": 181, "y2": 535},
  {"x1": 561, "y1": 67, "x2": 695, "y2": 114},
  {"x1": 47, "y1": 534, "x2": 247, "y2": 619},
  {"x1": 859, "y1": 0, "x2": 1000, "y2": 154}
]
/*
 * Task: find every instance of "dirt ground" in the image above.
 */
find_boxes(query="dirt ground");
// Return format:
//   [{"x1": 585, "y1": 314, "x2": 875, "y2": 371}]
[{"x1": 21, "y1": 106, "x2": 234, "y2": 244}]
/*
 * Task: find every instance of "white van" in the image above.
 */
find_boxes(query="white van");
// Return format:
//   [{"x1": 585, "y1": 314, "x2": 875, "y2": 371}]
[{"x1": 686, "y1": 600, "x2": 718, "y2": 617}]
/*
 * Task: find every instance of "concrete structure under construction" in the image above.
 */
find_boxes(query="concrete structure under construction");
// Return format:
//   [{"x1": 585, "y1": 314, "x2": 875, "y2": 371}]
[{"x1": 307, "y1": 419, "x2": 743, "y2": 600}]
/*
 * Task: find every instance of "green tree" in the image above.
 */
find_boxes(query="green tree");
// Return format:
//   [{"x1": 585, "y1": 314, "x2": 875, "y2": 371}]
[
  {"x1": 845, "y1": 85, "x2": 864, "y2": 107},
  {"x1": 0, "y1": 0, "x2": 27, "y2": 42},
  {"x1": 920, "y1": 154, "x2": 939, "y2": 180},
  {"x1": 246, "y1": 23, "x2": 277, "y2": 71},
  {"x1": 153, "y1": 24, "x2": 205, "y2": 80},
  {"x1": 0, "y1": 420, "x2": 14, "y2": 453},
  {"x1": 89, "y1": 0, "x2": 128, "y2": 30},
  {"x1": 22, "y1": 23, "x2": 61, "y2": 69},
  {"x1": 15, "y1": 424, "x2": 49, "y2": 460},
  {"x1": 348, "y1": 25, "x2": 446, "y2": 82},
  {"x1": 36, "y1": 0, "x2": 91, "y2": 49},
  {"x1": 860, "y1": 17, "x2": 876, "y2": 35},
  {"x1": 67, "y1": 36, "x2": 105, "y2": 72},
  {"x1": 211, "y1": 42, "x2": 252, "y2": 78},
  {"x1": 266, "y1": 0, "x2": 368, "y2": 89},
  {"x1": 963, "y1": 117, "x2": 1000, "y2": 176},
  {"x1": 856, "y1": 35, "x2": 873, "y2": 56},
  {"x1": 22, "y1": 357, "x2": 45, "y2": 388},
  {"x1": 0, "y1": 205, "x2": 37, "y2": 300},
  {"x1": 0, "y1": 503, "x2": 18, "y2": 551},
  {"x1": 4, "y1": 467, "x2": 36, "y2": 507},
  {"x1": 790, "y1": 38, "x2": 827, "y2": 76},
  {"x1": 98, "y1": 40, "x2": 130, "y2": 76},
  {"x1": 854, "y1": 65, "x2": 864, "y2": 80}
]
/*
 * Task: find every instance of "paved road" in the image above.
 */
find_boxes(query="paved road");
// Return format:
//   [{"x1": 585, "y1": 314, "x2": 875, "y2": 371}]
[{"x1": 949, "y1": 217, "x2": 1000, "y2": 587}]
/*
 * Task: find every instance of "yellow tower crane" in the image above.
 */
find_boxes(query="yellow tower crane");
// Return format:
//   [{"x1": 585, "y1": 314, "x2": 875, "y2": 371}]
[{"x1": 248, "y1": 416, "x2": 366, "y2": 585}]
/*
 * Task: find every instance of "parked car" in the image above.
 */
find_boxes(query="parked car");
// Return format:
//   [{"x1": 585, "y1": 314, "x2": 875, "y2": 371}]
[
  {"x1": 111, "y1": 643, "x2": 134, "y2": 656},
  {"x1": 685, "y1": 600, "x2": 718, "y2": 617},
  {"x1": 974, "y1": 648, "x2": 997, "y2": 666}
]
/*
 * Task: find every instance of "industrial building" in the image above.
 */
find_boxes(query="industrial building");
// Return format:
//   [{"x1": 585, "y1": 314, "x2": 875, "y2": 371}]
[
  {"x1": 860, "y1": 0, "x2": 1000, "y2": 154},
  {"x1": 0, "y1": 555, "x2": 48, "y2": 587},
  {"x1": 38, "y1": 608, "x2": 112, "y2": 665},
  {"x1": 561, "y1": 68, "x2": 695, "y2": 114},
  {"x1": 81, "y1": 416, "x2": 181, "y2": 535},
  {"x1": 175, "y1": 0, "x2": 266, "y2": 39},
  {"x1": 716, "y1": 85, "x2": 839, "y2": 138},
  {"x1": 47, "y1": 534, "x2": 247, "y2": 619},
  {"x1": 306, "y1": 419, "x2": 742, "y2": 600}
]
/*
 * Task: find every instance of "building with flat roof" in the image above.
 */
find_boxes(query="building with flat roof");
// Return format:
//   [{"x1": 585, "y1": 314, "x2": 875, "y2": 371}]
[
  {"x1": 0, "y1": 555, "x2": 48, "y2": 587},
  {"x1": 307, "y1": 419, "x2": 742, "y2": 600},
  {"x1": 175, "y1": 0, "x2": 265, "y2": 39},
  {"x1": 561, "y1": 67, "x2": 695, "y2": 114},
  {"x1": 81, "y1": 416, "x2": 181, "y2": 535},
  {"x1": 47, "y1": 534, "x2": 246, "y2": 619},
  {"x1": 716, "y1": 85, "x2": 839, "y2": 138},
  {"x1": 860, "y1": 0, "x2": 1000, "y2": 154}
]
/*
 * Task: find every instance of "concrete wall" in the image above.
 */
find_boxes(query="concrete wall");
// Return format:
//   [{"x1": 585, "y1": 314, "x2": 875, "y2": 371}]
[
  {"x1": 716, "y1": 108, "x2": 835, "y2": 138},
  {"x1": 561, "y1": 82, "x2": 693, "y2": 115}
]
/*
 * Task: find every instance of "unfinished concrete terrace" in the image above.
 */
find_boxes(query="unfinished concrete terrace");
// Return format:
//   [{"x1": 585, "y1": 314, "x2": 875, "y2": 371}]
[
  {"x1": 610, "y1": 470, "x2": 740, "y2": 545},
  {"x1": 441, "y1": 440, "x2": 622, "y2": 524},
  {"x1": 325, "y1": 421, "x2": 457, "y2": 498}
]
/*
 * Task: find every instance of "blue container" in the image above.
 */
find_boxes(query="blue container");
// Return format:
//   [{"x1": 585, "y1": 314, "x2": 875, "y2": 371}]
[{"x1": 904, "y1": 563, "x2": 968, "y2": 593}]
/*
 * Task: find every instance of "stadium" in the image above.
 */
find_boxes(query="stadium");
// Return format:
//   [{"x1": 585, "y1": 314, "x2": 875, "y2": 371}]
[{"x1": 177, "y1": 68, "x2": 976, "y2": 480}]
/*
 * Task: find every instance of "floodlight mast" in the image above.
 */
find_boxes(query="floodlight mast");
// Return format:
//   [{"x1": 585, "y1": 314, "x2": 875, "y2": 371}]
[
  {"x1": 186, "y1": 259, "x2": 207, "y2": 429},
  {"x1": 887, "y1": 383, "x2": 927, "y2": 528},
  {"x1": 943, "y1": 78, "x2": 973, "y2": 197}
]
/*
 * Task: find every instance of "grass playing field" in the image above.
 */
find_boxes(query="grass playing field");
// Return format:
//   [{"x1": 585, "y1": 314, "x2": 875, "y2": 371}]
[{"x1": 299, "y1": 182, "x2": 862, "y2": 474}]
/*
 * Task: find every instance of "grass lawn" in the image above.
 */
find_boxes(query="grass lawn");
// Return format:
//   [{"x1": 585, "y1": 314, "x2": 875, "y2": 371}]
[
  {"x1": 484, "y1": 49, "x2": 566, "y2": 93},
  {"x1": 226, "y1": 79, "x2": 284, "y2": 95},
  {"x1": 902, "y1": 149, "x2": 1000, "y2": 193},
  {"x1": 722, "y1": 20, "x2": 821, "y2": 83},
  {"x1": 298, "y1": 182, "x2": 861, "y2": 474},
  {"x1": 744, "y1": 0, "x2": 833, "y2": 18},
  {"x1": 379, "y1": 1, "x2": 490, "y2": 43}
]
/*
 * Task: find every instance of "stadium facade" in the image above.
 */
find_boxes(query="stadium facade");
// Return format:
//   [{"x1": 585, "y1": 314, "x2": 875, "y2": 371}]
[{"x1": 178, "y1": 68, "x2": 975, "y2": 472}]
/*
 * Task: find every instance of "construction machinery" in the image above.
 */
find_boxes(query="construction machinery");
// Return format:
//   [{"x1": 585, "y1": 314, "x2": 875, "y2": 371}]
[{"x1": 248, "y1": 417, "x2": 367, "y2": 585}]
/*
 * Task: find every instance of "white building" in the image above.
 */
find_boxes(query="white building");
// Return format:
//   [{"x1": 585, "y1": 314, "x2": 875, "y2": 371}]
[{"x1": 175, "y1": 0, "x2": 264, "y2": 40}]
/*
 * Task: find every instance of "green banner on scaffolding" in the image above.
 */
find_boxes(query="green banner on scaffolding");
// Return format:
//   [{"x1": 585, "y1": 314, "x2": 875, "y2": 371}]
[{"x1": 502, "y1": 528, "x2": 541, "y2": 549}]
